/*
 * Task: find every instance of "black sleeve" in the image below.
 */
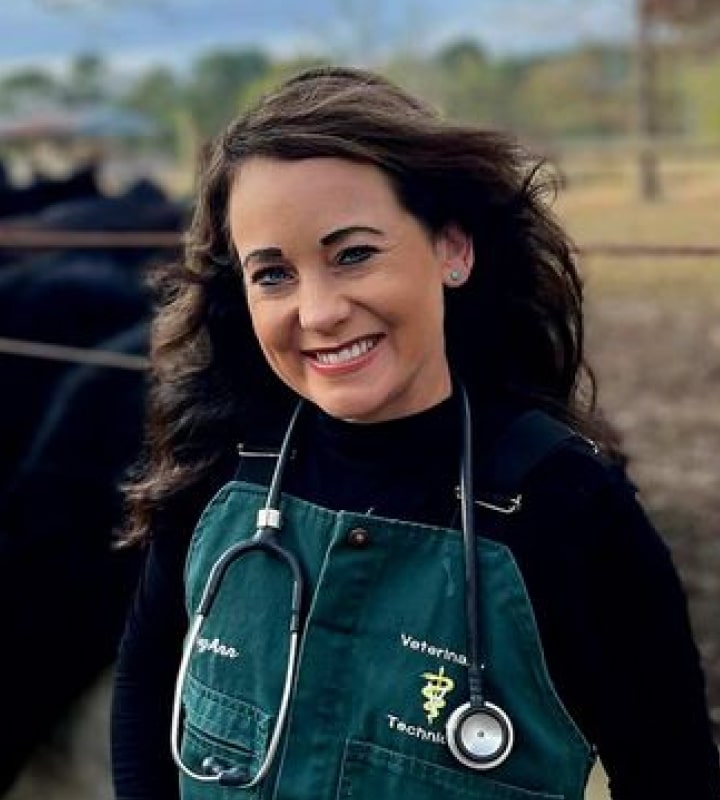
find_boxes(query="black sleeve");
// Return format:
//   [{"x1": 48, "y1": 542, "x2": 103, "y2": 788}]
[
  {"x1": 584, "y1": 483, "x2": 719, "y2": 799},
  {"x1": 111, "y1": 529, "x2": 187, "y2": 800},
  {"x1": 510, "y1": 449, "x2": 720, "y2": 800}
]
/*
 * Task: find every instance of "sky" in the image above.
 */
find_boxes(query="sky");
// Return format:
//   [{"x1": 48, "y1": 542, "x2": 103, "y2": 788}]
[{"x1": 0, "y1": 0, "x2": 636, "y2": 74}]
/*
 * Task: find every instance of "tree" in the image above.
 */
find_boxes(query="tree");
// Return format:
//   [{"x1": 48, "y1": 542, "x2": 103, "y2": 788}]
[
  {"x1": 0, "y1": 68, "x2": 62, "y2": 112},
  {"x1": 645, "y1": 0, "x2": 720, "y2": 25},
  {"x1": 431, "y1": 39, "x2": 508, "y2": 125},
  {"x1": 63, "y1": 52, "x2": 111, "y2": 107},
  {"x1": 634, "y1": 0, "x2": 720, "y2": 199},
  {"x1": 123, "y1": 66, "x2": 182, "y2": 150},
  {"x1": 236, "y1": 57, "x2": 329, "y2": 114},
  {"x1": 636, "y1": 0, "x2": 662, "y2": 200},
  {"x1": 644, "y1": 0, "x2": 720, "y2": 48},
  {"x1": 185, "y1": 49, "x2": 271, "y2": 140},
  {"x1": 514, "y1": 46, "x2": 633, "y2": 140}
]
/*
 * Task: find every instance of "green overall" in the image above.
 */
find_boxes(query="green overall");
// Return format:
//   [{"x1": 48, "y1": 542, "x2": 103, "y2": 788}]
[{"x1": 180, "y1": 471, "x2": 595, "y2": 799}]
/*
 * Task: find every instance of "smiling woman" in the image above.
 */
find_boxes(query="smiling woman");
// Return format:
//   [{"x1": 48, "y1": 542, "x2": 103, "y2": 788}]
[{"x1": 110, "y1": 66, "x2": 720, "y2": 800}]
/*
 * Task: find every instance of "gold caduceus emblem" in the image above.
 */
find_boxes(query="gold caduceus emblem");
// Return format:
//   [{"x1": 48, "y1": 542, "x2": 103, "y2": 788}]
[{"x1": 421, "y1": 667, "x2": 455, "y2": 725}]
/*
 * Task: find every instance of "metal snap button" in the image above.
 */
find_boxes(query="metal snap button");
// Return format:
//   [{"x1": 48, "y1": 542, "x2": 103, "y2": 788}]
[{"x1": 346, "y1": 527, "x2": 371, "y2": 548}]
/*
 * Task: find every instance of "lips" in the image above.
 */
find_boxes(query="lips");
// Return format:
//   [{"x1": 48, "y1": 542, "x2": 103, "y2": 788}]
[{"x1": 303, "y1": 335, "x2": 382, "y2": 370}]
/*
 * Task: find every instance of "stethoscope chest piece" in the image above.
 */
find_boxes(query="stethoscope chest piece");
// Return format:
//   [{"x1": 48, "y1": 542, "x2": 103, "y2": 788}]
[{"x1": 446, "y1": 700, "x2": 514, "y2": 770}]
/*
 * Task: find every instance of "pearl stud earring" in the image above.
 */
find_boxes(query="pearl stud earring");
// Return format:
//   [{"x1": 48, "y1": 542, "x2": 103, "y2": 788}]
[{"x1": 448, "y1": 268, "x2": 464, "y2": 282}]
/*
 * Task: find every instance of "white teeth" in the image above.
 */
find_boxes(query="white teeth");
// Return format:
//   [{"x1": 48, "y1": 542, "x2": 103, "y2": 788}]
[{"x1": 315, "y1": 337, "x2": 376, "y2": 365}]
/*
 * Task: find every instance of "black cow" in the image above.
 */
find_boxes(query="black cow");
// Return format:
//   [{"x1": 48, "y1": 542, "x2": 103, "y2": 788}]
[
  {"x1": 0, "y1": 178, "x2": 185, "y2": 486},
  {"x1": 0, "y1": 164, "x2": 100, "y2": 219},
  {"x1": 0, "y1": 253, "x2": 151, "y2": 486},
  {"x1": 0, "y1": 176, "x2": 184, "y2": 793},
  {"x1": 0, "y1": 322, "x2": 149, "y2": 794}
]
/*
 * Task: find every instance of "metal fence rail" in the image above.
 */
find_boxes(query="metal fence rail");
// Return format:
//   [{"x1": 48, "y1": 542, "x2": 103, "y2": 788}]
[
  {"x1": 0, "y1": 336, "x2": 149, "y2": 370},
  {"x1": 0, "y1": 229, "x2": 719, "y2": 258},
  {"x1": 0, "y1": 337, "x2": 150, "y2": 372},
  {"x1": 0, "y1": 229, "x2": 181, "y2": 249}
]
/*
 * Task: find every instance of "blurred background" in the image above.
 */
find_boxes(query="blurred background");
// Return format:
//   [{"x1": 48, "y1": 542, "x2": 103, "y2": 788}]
[{"x1": 0, "y1": 1, "x2": 718, "y2": 798}]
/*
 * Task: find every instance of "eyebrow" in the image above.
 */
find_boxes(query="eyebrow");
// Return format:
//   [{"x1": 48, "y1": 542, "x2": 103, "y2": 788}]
[
  {"x1": 319, "y1": 225, "x2": 384, "y2": 246},
  {"x1": 240, "y1": 247, "x2": 283, "y2": 271},
  {"x1": 241, "y1": 226, "x2": 384, "y2": 270}
]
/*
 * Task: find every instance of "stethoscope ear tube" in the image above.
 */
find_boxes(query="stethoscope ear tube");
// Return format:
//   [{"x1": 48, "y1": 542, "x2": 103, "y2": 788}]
[{"x1": 449, "y1": 385, "x2": 515, "y2": 771}]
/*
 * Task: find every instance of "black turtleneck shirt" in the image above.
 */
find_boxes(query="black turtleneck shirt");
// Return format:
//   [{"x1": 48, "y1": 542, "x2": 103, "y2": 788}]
[{"x1": 111, "y1": 399, "x2": 720, "y2": 799}]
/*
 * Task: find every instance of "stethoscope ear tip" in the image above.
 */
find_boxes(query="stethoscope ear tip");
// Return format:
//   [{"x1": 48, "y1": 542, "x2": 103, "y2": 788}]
[{"x1": 201, "y1": 755, "x2": 225, "y2": 776}]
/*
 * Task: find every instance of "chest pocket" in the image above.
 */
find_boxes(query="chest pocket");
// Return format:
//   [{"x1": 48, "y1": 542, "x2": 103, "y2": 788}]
[
  {"x1": 180, "y1": 674, "x2": 271, "y2": 799},
  {"x1": 338, "y1": 740, "x2": 564, "y2": 800}
]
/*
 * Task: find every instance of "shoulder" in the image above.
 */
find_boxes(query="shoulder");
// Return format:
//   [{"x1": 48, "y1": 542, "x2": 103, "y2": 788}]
[
  {"x1": 475, "y1": 407, "x2": 665, "y2": 563},
  {"x1": 474, "y1": 405, "x2": 636, "y2": 526},
  {"x1": 500, "y1": 430, "x2": 677, "y2": 594},
  {"x1": 522, "y1": 435, "x2": 634, "y2": 521}
]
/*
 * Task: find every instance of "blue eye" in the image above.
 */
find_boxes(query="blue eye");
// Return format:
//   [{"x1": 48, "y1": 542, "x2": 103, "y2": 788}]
[
  {"x1": 336, "y1": 245, "x2": 378, "y2": 266},
  {"x1": 251, "y1": 265, "x2": 293, "y2": 287}
]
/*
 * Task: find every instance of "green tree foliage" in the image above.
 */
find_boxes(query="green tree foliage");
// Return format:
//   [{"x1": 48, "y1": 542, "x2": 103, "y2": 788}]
[
  {"x1": 386, "y1": 42, "x2": 525, "y2": 132},
  {"x1": 0, "y1": 68, "x2": 62, "y2": 112},
  {"x1": 123, "y1": 67, "x2": 182, "y2": 148},
  {"x1": 383, "y1": 55, "x2": 447, "y2": 118},
  {"x1": 3, "y1": 35, "x2": 719, "y2": 159},
  {"x1": 185, "y1": 49, "x2": 271, "y2": 139},
  {"x1": 236, "y1": 56, "x2": 329, "y2": 114},
  {"x1": 432, "y1": 39, "x2": 509, "y2": 125},
  {"x1": 63, "y1": 52, "x2": 110, "y2": 106},
  {"x1": 508, "y1": 46, "x2": 634, "y2": 139},
  {"x1": 680, "y1": 60, "x2": 720, "y2": 139}
]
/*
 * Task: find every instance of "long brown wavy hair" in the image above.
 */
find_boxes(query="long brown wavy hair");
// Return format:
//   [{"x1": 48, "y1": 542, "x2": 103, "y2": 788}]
[{"x1": 123, "y1": 65, "x2": 620, "y2": 544}]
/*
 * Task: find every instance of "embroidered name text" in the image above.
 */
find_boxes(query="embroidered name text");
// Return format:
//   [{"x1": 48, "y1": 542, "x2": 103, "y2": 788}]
[{"x1": 196, "y1": 637, "x2": 240, "y2": 659}]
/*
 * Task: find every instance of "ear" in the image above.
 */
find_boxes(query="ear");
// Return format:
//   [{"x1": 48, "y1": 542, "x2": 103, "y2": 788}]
[{"x1": 436, "y1": 223, "x2": 474, "y2": 287}]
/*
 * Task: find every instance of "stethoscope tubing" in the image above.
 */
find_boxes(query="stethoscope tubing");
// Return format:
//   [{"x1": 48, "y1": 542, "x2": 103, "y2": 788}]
[
  {"x1": 170, "y1": 531, "x2": 304, "y2": 787},
  {"x1": 458, "y1": 385, "x2": 485, "y2": 704}
]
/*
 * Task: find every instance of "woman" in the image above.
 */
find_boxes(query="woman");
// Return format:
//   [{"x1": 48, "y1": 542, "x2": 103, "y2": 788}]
[{"x1": 111, "y1": 67, "x2": 720, "y2": 799}]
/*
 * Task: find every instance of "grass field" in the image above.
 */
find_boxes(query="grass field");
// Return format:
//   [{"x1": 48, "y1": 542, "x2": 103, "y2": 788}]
[{"x1": 6, "y1": 154, "x2": 719, "y2": 800}]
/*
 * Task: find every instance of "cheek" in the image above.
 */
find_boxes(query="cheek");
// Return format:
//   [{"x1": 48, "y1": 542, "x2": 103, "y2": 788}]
[
  {"x1": 246, "y1": 301, "x2": 274, "y2": 355},
  {"x1": 246, "y1": 300, "x2": 294, "y2": 361},
  {"x1": 393, "y1": 279, "x2": 446, "y2": 328}
]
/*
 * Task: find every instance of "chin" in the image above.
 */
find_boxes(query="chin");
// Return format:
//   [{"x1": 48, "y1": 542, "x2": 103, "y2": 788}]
[
  {"x1": 313, "y1": 390, "x2": 390, "y2": 424},
  {"x1": 319, "y1": 403, "x2": 382, "y2": 424}
]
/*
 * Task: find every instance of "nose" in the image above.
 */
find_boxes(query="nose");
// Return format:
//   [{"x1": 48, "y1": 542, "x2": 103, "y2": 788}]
[{"x1": 298, "y1": 274, "x2": 351, "y2": 333}]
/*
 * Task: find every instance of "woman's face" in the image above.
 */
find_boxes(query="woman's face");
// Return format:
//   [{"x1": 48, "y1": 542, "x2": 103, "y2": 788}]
[{"x1": 229, "y1": 156, "x2": 473, "y2": 423}]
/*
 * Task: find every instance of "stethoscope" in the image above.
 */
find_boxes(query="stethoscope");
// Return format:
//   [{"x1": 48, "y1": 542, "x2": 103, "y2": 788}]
[{"x1": 170, "y1": 385, "x2": 515, "y2": 788}]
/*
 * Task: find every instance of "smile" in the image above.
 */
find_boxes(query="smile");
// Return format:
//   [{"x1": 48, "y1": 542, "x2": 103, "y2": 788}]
[{"x1": 305, "y1": 336, "x2": 381, "y2": 367}]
